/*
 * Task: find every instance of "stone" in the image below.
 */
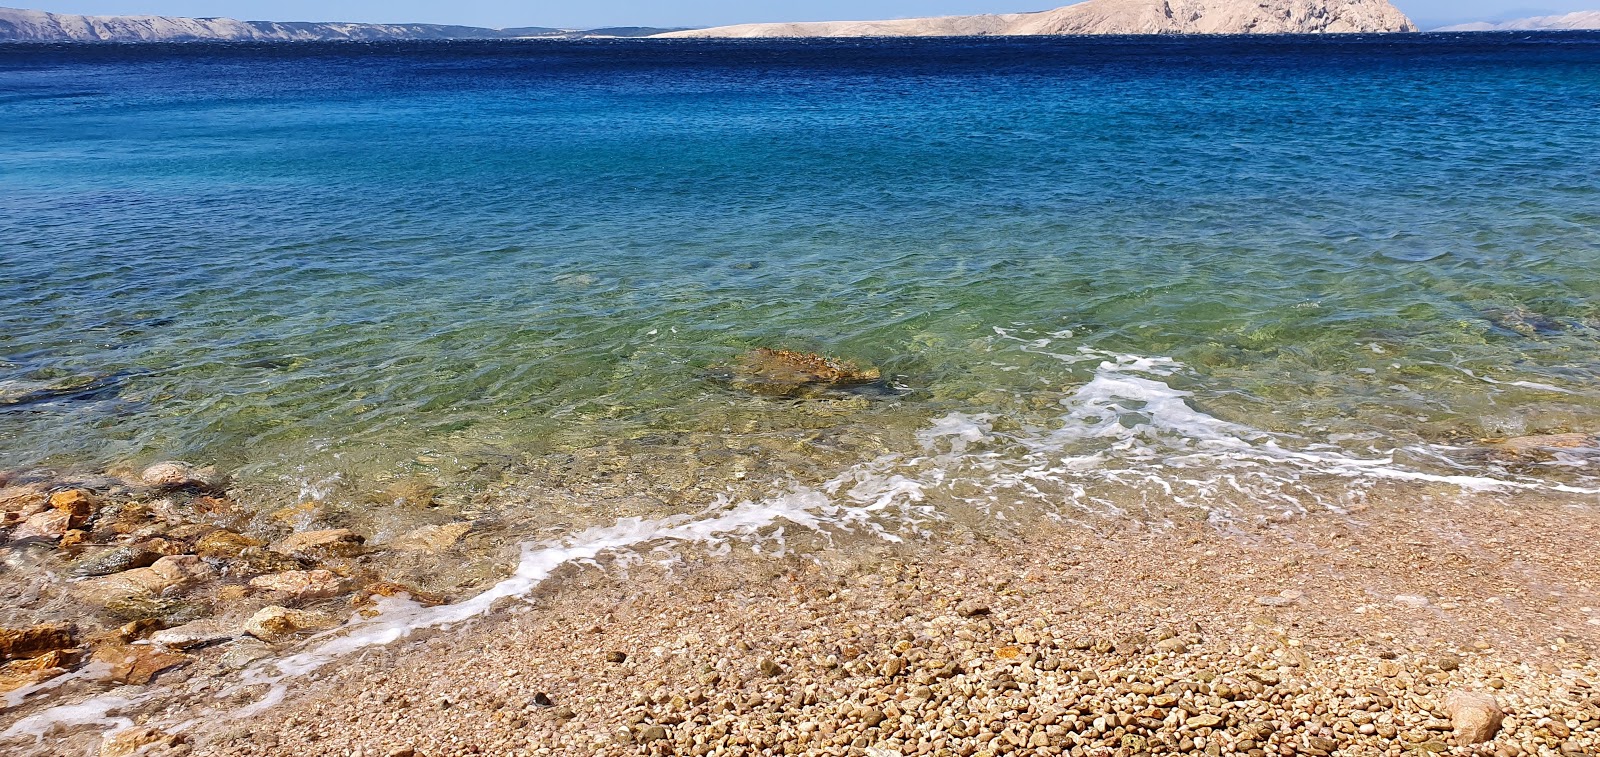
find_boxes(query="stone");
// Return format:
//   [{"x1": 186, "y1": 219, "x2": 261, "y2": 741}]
[
  {"x1": 71, "y1": 545, "x2": 163, "y2": 577},
  {"x1": 100, "y1": 726, "x2": 187, "y2": 757},
  {"x1": 244, "y1": 606, "x2": 338, "y2": 642},
  {"x1": 1155, "y1": 637, "x2": 1190, "y2": 653},
  {"x1": 1444, "y1": 690, "x2": 1504, "y2": 744},
  {"x1": 0, "y1": 649, "x2": 78, "y2": 694},
  {"x1": 760, "y1": 658, "x2": 784, "y2": 677},
  {"x1": 90, "y1": 643, "x2": 189, "y2": 684},
  {"x1": 639, "y1": 725, "x2": 668, "y2": 742},
  {"x1": 727, "y1": 348, "x2": 883, "y2": 396},
  {"x1": 193, "y1": 528, "x2": 262, "y2": 556},
  {"x1": 390, "y1": 522, "x2": 471, "y2": 552},
  {"x1": 0, "y1": 622, "x2": 76, "y2": 660},
  {"x1": 355, "y1": 580, "x2": 448, "y2": 607},
  {"x1": 1493, "y1": 433, "x2": 1594, "y2": 454},
  {"x1": 75, "y1": 555, "x2": 217, "y2": 607},
  {"x1": 218, "y1": 638, "x2": 274, "y2": 670},
  {"x1": 271, "y1": 528, "x2": 364, "y2": 559},
  {"x1": 249, "y1": 569, "x2": 345, "y2": 598},
  {"x1": 1394, "y1": 594, "x2": 1431, "y2": 608},
  {"x1": 49, "y1": 488, "x2": 98, "y2": 526},
  {"x1": 13, "y1": 508, "x2": 70, "y2": 540},
  {"x1": 1435, "y1": 654, "x2": 1462, "y2": 672},
  {"x1": 147, "y1": 618, "x2": 239, "y2": 649},
  {"x1": 140, "y1": 461, "x2": 224, "y2": 491},
  {"x1": 1188, "y1": 714, "x2": 1223, "y2": 728},
  {"x1": 956, "y1": 599, "x2": 990, "y2": 617},
  {"x1": 606, "y1": 650, "x2": 628, "y2": 663}
]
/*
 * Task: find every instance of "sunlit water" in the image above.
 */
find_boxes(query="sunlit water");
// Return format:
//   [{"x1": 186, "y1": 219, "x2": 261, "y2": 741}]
[
  {"x1": 3, "y1": 33, "x2": 1599, "y2": 525},
  {"x1": 3, "y1": 33, "x2": 1600, "y2": 745}
]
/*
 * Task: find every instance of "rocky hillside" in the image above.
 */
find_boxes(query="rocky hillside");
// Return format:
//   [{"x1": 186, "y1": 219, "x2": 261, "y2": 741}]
[
  {"x1": 1437, "y1": 11, "x2": 1600, "y2": 32},
  {"x1": 0, "y1": 7, "x2": 684, "y2": 42},
  {"x1": 656, "y1": 0, "x2": 1418, "y2": 38}
]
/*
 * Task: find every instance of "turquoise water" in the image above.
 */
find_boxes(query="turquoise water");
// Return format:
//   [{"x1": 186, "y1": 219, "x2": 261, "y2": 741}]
[{"x1": 2, "y1": 35, "x2": 1599, "y2": 517}]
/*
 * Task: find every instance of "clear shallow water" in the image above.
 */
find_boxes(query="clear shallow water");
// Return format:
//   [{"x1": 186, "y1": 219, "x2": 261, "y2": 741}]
[{"x1": 2, "y1": 34, "x2": 1599, "y2": 513}]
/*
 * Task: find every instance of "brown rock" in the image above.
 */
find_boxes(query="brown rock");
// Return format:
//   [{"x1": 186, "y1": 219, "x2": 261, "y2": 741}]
[
  {"x1": 147, "y1": 618, "x2": 239, "y2": 649},
  {"x1": 0, "y1": 622, "x2": 76, "y2": 660},
  {"x1": 59, "y1": 529, "x2": 90, "y2": 548},
  {"x1": 390, "y1": 522, "x2": 471, "y2": 552},
  {"x1": 759, "y1": 658, "x2": 784, "y2": 677},
  {"x1": 355, "y1": 580, "x2": 448, "y2": 606},
  {"x1": 0, "y1": 649, "x2": 79, "y2": 694},
  {"x1": 49, "y1": 489, "x2": 98, "y2": 526},
  {"x1": 1444, "y1": 690, "x2": 1505, "y2": 744},
  {"x1": 244, "y1": 605, "x2": 338, "y2": 642},
  {"x1": 74, "y1": 555, "x2": 217, "y2": 607},
  {"x1": 13, "y1": 508, "x2": 71, "y2": 540},
  {"x1": 194, "y1": 528, "x2": 264, "y2": 557},
  {"x1": 728, "y1": 348, "x2": 882, "y2": 395},
  {"x1": 100, "y1": 725, "x2": 187, "y2": 757},
  {"x1": 956, "y1": 599, "x2": 991, "y2": 617},
  {"x1": 249, "y1": 569, "x2": 345, "y2": 598},
  {"x1": 271, "y1": 528, "x2": 364, "y2": 559},
  {"x1": 1492, "y1": 433, "x2": 1594, "y2": 453},
  {"x1": 140, "y1": 461, "x2": 224, "y2": 491},
  {"x1": 90, "y1": 643, "x2": 188, "y2": 684}
]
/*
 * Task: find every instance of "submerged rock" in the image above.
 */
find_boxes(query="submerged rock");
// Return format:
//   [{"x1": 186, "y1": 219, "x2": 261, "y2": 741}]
[
  {"x1": 249, "y1": 568, "x2": 345, "y2": 598},
  {"x1": 271, "y1": 528, "x2": 365, "y2": 559},
  {"x1": 71, "y1": 544, "x2": 163, "y2": 577},
  {"x1": 48, "y1": 488, "x2": 99, "y2": 527},
  {"x1": 244, "y1": 605, "x2": 338, "y2": 642},
  {"x1": 390, "y1": 522, "x2": 471, "y2": 552},
  {"x1": 0, "y1": 622, "x2": 76, "y2": 660},
  {"x1": 147, "y1": 618, "x2": 240, "y2": 649},
  {"x1": 1490, "y1": 433, "x2": 1595, "y2": 454},
  {"x1": 140, "y1": 461, "x2": 225, "y2": 492},
  {"x1": 74, "y1": 555, "x2": 217, "y2": 607},
  {"x1": 725, "y1": 348, "x2": 886, "y2": 397},
  {"x1": 0, "y1": 649, "x2": 79, "y2": 694},
  {"x1": 194, "y1": 528, "x2": 265, "y2": 558},
  {"x1": 89, "y1": 643, "x2": 189, "y2": 685},
  {"x1": 99, "y1": 726, "x2": 188, "y2": 757}
]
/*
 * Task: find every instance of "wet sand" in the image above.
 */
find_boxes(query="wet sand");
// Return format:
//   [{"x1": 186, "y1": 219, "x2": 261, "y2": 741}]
[{"x1": 17, "y1": 483, "x2": 1594, "y2": 757}]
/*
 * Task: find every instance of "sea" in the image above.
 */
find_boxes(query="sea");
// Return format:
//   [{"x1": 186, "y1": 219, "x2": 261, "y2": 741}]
[
  {"x1": 5, "y1": 31, "x2": 1600, "y2": 542},
  {"x1": 1, "y1": 34, "x2": 1599, "y2": 731}
]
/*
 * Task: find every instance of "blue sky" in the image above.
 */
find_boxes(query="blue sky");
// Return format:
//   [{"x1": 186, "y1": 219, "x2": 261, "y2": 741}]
[{"x1": 20, "y1": 1, "x2": 1595, "y2": 30}]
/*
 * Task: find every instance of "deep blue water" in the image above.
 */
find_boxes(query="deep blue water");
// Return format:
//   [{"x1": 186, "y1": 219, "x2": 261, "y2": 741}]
[{"x1": 1, "y1": 34, "x2": 1598, "y2": 501}]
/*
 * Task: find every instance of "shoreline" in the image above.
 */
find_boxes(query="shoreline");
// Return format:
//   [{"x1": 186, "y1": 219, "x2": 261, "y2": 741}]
[{"x1": 5, "y1": 480, "x2": 1597, "y2": 756}]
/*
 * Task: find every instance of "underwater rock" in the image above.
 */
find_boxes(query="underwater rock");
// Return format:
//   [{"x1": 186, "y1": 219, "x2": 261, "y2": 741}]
[
  {"x1": 71, "y1": 544, "x2": 163, "y2": 577},
  {"x1": 48, "y1": 489, "x2": 98, "y2": 527},
  {"x1": 140, "y1": 461, "x2": 225, "y2": 492},
  {"x1": 99, "y1": 726, "x2": 188, "y2": 757},
  {"x1": 12, "y1": 508, "x2": 71, "y2": 541},
  {"x1": 0, "y1": 373, "x2": 125, "y2": 408},
  {"x1": 90, "y1": 642, "x2": 189, "y2": 684},
  {"x1": 0, "y1": 622, "x2": 76, "y2": 660},
  {"x1": 194, "y1": 529, "x2": 265, "y2": 558},
  {"x1": 249, "y1": 568, "x2": 345, "y2": 598},
  {"x1": 271, "y1": 528, "x2": 365, "y2": 559},
  {"x1": 75, "y1": 555, "x2": 217, "y2": 607},
  {"x1": 244, "y1": 605, "x2": 338, "y2": 642},
  {"x1": 0, "y1": 649, "x2": 78, "y2": 694},
  {"x1": 725, "y1": 348, "x2": 885, "y2": 397},
  {"x1": 390, "y1": 522, "x2": 471, "y2": 552},
  {"x1": 147, "y1": 618, "x2": 240, "y2": 649},
  {"x1": 1491, "y1": 433, "x2": 1595, "y2": 454}
]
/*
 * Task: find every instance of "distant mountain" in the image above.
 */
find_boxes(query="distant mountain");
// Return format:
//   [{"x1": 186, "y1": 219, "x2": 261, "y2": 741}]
[
  {"x1": 0, "y1": 7, "x2": 691, "y2": 42},
  {"x1": 656, "y1": 0, "x2": 1418, "y2": 38},
  {"x1": 1435, "y1": 11, "x2": 1600, "y2": 31}
]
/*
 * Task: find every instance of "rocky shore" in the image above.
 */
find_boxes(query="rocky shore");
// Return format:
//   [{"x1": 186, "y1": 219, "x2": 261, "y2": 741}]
[{"x1": 3, "y1": 472, "x2": 1594, "y2": 757}]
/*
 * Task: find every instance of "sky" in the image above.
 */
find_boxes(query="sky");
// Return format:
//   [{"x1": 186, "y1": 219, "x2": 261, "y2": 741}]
[{"x1": 18, "y1": 1, "x2": 1596, "y2": 31}]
